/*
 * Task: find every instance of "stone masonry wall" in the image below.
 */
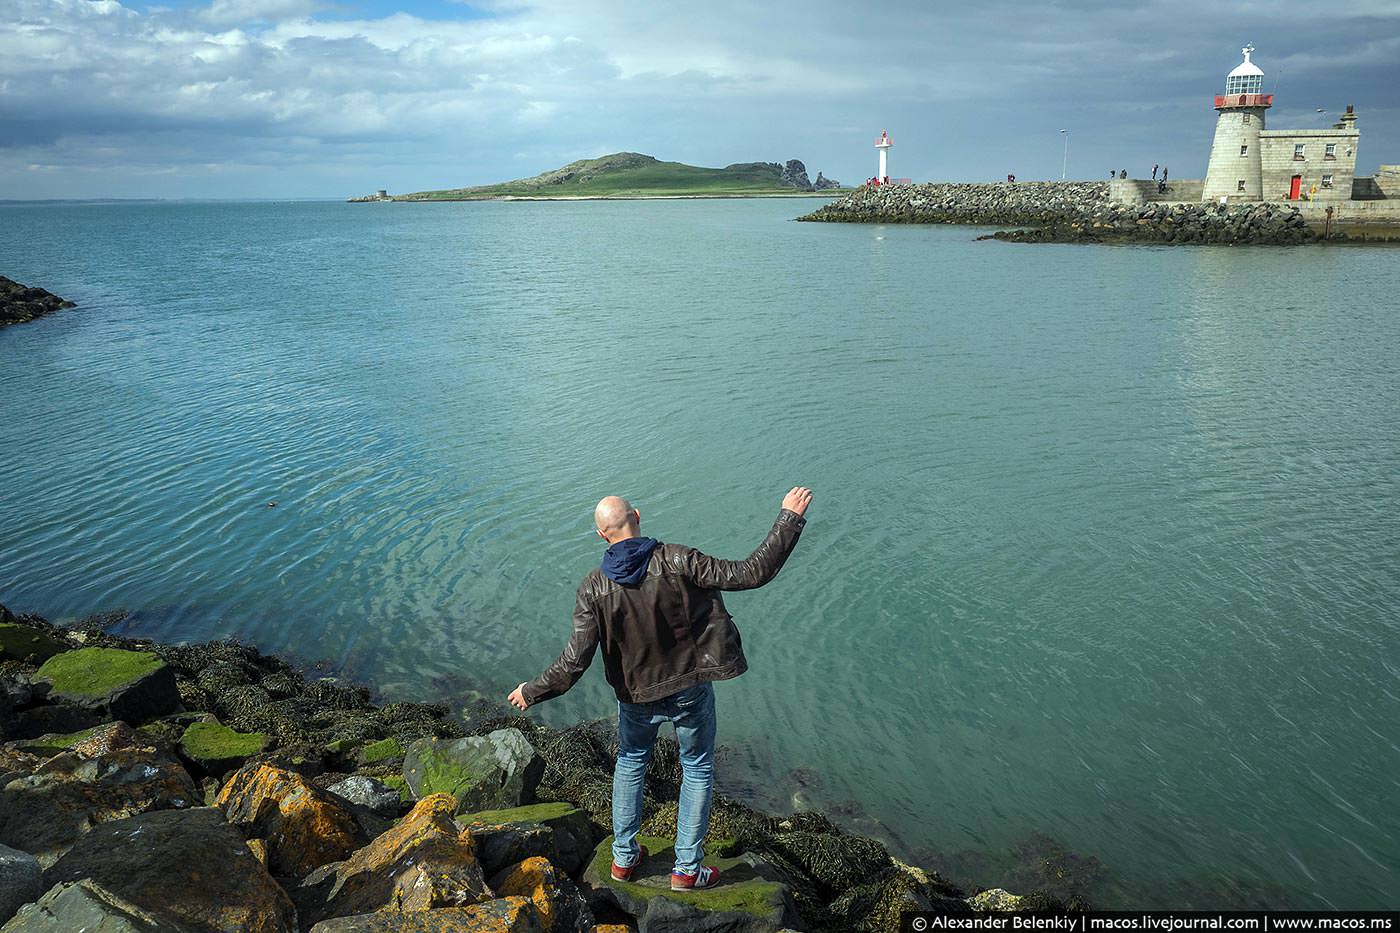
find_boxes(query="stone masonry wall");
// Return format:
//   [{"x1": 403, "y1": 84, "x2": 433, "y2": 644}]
[{"x1": 1258, "y1": 128, "x2": 1359, "y2": 203}]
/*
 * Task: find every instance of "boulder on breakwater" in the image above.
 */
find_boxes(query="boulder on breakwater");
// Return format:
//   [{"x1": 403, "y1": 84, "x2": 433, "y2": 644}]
[
  {"x1": 0, "y1": 277, "x2": 74, "y2": 327},
  {"x1": 798, "y1": 181, "x2": 1323, "y2": 245}
]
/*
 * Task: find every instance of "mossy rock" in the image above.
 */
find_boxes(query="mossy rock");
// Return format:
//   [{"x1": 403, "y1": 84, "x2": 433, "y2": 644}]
[
  {"x1": 459, "y1": 801, "x2": 597, "y2": 877},
  {"x1": 402, "y1": 729, "x2": 543, "y2": 813},
  {"x1": 359, "y1": 737, "x2": 403, "y2": 764},
  {"x1": 0, "y1": 623, "x2": 67, "y2": 662},
  {"x1": 16, "y1": 725, "x2": 103, "y2": 757},
  {"x1": 34, "y1": 647, "x2": 181, "y2": 724},
  {"x1": 36, "y1": 647, "x2": 162, "y2": 696},
  {"x1": 584, "y1": 834, "x2": 799, "y2": 931},
  {"x1": 179, "y1": 722, "x2": 269, "y2": 776},
  {"x1": 379, "y1": 774, "x2": 415, "y2": 805}
]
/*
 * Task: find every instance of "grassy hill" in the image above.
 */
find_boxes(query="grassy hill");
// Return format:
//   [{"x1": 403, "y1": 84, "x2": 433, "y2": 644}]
[{"x1": 389, "y1": 153, "x2": 837, "y2": 200}]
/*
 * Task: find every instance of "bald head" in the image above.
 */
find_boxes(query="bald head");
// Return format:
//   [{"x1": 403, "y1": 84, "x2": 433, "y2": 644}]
[{"x1": 594, "y1": 496, "x2": 640, "y2": 544}]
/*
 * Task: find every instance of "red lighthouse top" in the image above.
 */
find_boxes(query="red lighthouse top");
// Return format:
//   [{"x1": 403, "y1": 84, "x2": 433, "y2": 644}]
[{"x1": 875, "y1": 130, "x2": 892, "y2": 148}]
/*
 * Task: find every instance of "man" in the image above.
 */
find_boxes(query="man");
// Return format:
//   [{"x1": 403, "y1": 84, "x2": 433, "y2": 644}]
[{"x1": 508, "y1": 486, "x2": 813, "y2": 891}]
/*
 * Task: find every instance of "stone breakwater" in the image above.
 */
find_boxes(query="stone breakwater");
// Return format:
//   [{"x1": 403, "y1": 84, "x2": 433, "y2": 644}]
[
  {"x1": 0, "y1": 604, "x2": 1084, "y2": 933},
  {"x1": 798, "y1": 182, "x2": 1323, "y2": 245},
  {"x1": 1, "y1": 277, "x2": 74, "y2": 327}
]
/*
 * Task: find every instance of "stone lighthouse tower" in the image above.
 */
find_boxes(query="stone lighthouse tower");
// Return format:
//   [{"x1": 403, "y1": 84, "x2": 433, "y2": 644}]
[
  {"x1": 1203, "y1": 45, "x2": 1273, "y2": 202},
  {"x1": 874, "y1": 130, "x2": 892, "y2": 183}
]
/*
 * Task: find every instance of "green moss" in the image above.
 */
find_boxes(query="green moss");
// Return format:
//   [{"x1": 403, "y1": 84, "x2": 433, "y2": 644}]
[
  {"x1": 591, "y1": 834, "x2": 788, "y2": 918},
  {"x1": 19, "y1": 726, "x2": 102, "y2": 756},
  {"x1": 381, "y1": 774, "x2": 414, "y2": 804},
  {"x1": 179, "y1": 721, "x2": 268, "y2": 761},
  {"x1": 361, "y1": 737, "x2": 403, "y2": 763},
  {"x1": 459, "y1": 801, "x2": 578, "y2": 826},
  {"x1": 409, "y1": 742, "x2": 489, "y2": 799},
  {"x1": 0, "y1": 623, "x2": 67, "y2": 662},
  {"x1": 35, "y1": 647, "x2": 163, "y2": 697}
]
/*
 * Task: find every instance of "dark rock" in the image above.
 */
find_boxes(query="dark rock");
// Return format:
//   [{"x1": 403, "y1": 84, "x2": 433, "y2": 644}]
[
  {"x1": 6, "y1": 701, "x2": 106, "y2": 743},
  {"x1": 42, "y1": 807, "x2": 296, "y2": 932},
  {"x1": 0, "y1": 277, "x2": 75, "y2": 328},
  {"x1": 0, "y1": 843, "x2": 44, "y2": 925},
  {"x1": 459, "y1": 801, "x2": 596, "y2": 877},
  {"x1": 813, "y1": 172, "x2": 841, "y2": 190},
  {"x1": 0, "y1": 879, "x2": 185, "y2": 933},
  {"x1": 779, "y1": 160, "x2": 812, "y2": 191},
  {"x1": 0, "y1": 732, "x2": 198, "y2": 867},
  {"x1": 403, "y1": 729, "x2": 544, "y2": 813},
  {"x1": 0, "y1": 625, "x2": 67, "y2": 665}
]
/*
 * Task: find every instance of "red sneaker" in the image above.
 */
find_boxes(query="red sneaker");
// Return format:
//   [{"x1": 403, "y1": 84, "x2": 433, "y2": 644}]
[
  {"x1": 670, "y1": 865, "x2": 721, "y2": 890},
  {"x1": 611, "y1": 844, "x2": 648, "y2": 882}
]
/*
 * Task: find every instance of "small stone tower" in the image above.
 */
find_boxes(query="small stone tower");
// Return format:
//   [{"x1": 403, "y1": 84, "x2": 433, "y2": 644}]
[{"x1": 1203, "y1": 45, "x2": 1273, "y2": 202}]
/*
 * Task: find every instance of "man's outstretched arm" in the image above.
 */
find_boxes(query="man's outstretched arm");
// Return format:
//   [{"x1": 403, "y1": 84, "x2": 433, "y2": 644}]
[
  {"x1": 681, "y1": 486, "x2": 813, "y2": 592},
  {"x1": 508, "y1": 586, "x2": 600, "y2": 709}
]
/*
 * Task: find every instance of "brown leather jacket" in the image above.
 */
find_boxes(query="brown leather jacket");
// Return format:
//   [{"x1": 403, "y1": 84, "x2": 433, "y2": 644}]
[{"x1": 521, "y1": 508, "x2": 807, "y2": 705}]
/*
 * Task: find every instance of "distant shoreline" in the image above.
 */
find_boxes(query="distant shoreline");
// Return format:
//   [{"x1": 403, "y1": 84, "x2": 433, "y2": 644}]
[{"x1": 350, "y1": 191, "x2": 842, "y2": 203}]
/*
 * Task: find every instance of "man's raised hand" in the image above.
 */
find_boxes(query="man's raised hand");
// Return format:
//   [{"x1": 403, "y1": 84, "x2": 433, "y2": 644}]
[{"x1": 782, "y1": 486, "x2": 813, "y2": 517}]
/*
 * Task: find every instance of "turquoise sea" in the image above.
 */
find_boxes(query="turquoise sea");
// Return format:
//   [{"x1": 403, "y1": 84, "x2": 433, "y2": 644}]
[{"x1": 1, "y1": 199, "x2": 1397, "y2": 907}]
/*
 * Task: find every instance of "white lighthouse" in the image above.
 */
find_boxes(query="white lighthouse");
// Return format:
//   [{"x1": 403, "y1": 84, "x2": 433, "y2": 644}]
[
  {"x1": 874, "y1": 130, "x2": 892, "y2": 183},
  {"x1": 1203, "y1": 45, "x2": 1272, "y2": 202}
]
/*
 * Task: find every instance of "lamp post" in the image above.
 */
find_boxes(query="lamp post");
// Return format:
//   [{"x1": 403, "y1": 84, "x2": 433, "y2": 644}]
[{"x1": 1059, "y1": 128, "x2": 1069, "y2": 181}]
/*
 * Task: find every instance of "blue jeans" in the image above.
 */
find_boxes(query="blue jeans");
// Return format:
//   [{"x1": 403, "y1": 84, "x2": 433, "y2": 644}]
[{"x1": 611, "y1": 680, "x2": 716, "y2": 875}]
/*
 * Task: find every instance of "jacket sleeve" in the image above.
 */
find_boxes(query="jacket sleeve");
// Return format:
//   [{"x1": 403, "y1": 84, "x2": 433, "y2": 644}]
[
  {"x1": 681, "y1": 508, "x2": 807, "y2": 591},
  {"x1": 521, "y1": 583, "x2": 600, "y2": 705}
]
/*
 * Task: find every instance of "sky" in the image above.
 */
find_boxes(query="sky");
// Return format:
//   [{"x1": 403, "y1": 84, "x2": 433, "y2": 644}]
[{"x1": 2, "y1": 0, "x2": 1398, "y2": 199}]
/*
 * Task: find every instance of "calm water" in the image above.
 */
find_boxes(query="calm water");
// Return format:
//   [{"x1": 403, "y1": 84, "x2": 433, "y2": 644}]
[{"x1": 2, "y1": 199, "x2": 1398, "y2": 907}]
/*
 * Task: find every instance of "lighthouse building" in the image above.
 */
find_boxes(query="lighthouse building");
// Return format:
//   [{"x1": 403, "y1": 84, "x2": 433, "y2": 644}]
[{"x1": 1203, "y1": 46, "x2": 1360, "y2": 203}]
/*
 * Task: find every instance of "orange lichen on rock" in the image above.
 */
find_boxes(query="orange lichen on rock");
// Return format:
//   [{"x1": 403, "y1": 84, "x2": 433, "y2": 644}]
[
  {"x1": 296, "y1": 792, "x2": 493, "y2": 926},
  {"x1": 491, "y1": 856, "x2": 593, "y2": 933},
  {"x1": 217, "y1": 762, "x2": 363, "y2": 877}
]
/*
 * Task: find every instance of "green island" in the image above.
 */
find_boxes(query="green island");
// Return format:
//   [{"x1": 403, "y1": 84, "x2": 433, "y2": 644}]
[{"x1": 351, "y1": 152, "x2": 843, "y2": 201}]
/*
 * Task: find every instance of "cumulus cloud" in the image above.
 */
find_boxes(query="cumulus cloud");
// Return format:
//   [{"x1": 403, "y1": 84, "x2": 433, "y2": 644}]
[
  {"x1": 1, "y1": 0, "x2": 1396, "y2": 198},
  {"x1": 200, "y1": 0, "x2": 325, "y2": 27}
]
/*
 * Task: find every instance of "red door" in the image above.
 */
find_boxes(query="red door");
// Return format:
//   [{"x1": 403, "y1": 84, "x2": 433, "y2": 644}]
[{"x1": 1290, "y1": 175, "x2": 1302, "y2": 200}]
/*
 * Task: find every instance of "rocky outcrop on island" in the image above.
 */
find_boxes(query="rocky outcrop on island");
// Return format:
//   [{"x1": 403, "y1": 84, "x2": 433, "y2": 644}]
[
  {"x1": 799, "y1": 182, "x2": 1326, "y2": 245},
  {"x1": 813, "y1": 172, "x2": 840, "y2": 191},
  {"x1": 780, "y1": 160, "x2": 813, "y2": 191},
  {"x1": 0, "y1": 277, "x2": 74, "y2": 327},
  {"x1": 1, "y1": 605, "x2": 1088, "y2": 931}
]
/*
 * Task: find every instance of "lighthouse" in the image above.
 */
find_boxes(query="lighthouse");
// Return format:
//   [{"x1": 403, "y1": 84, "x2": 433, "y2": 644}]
[
  {"x1": 874, "y1": 130, "x2": 892, "y2": 184},
  {"x1": 1203, "y1": 45, "x2": 1272, "y2": 202}
]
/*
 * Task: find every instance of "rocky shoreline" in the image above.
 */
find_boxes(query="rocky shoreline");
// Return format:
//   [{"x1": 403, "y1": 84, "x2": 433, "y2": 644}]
[
  {"x1": 797, "y1": 182, "x2": 1336, "y2": 245},
  {"x1": 0, "y1": 604, "x2": 1083, "y2": 933},
  {"x1": 0, "y1": 277, "x2": 74, "y2": 327}
]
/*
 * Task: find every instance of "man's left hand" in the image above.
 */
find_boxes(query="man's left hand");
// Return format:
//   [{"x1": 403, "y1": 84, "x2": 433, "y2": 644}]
[{"x1": 507, "y1": 683, "x2": 530, "y2": 710}]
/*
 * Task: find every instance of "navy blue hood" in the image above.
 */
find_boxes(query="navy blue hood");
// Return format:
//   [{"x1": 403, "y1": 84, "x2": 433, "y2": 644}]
[{"x1": 601, "y1": 536, "x2": 659, "y2": 585}]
